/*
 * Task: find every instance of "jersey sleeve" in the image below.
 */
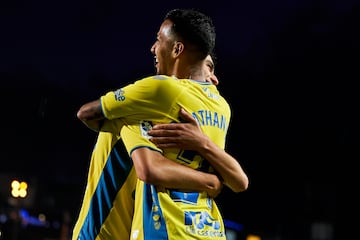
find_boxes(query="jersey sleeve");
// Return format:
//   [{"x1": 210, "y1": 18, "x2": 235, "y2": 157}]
[
  {"x1": 120, "y1": 123, "x2": 162, "y2": 156},
  {"x1": 100, "y1": 75, "x2": 180, "y2": 122},
  {"x1": 100, "y1": 119, "x2": 125, "y2": 136}
]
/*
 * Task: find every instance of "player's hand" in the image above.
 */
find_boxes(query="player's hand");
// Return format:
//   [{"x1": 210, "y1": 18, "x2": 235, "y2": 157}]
[{"x1": 148, "y1": 108, "x2": 207, "y2": 151}]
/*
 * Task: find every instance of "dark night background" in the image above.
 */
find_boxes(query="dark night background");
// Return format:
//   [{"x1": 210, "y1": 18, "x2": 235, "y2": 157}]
[{"x1": 1, "y1": 0, "x2": 359, "y2": 239}]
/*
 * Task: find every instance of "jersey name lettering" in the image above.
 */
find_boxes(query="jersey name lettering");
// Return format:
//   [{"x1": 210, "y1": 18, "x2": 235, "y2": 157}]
[{"x1": 192, "y1": 110, "x2": 227, "y2": 131}]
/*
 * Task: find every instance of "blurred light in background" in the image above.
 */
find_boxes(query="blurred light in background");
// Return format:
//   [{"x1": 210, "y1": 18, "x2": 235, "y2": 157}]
[
  {"x1": 246, "y1": 234, "x2": 261, "y2": 240},
  {"x1": 11, "y1": 180, "x2": 28, "y2": 198}
]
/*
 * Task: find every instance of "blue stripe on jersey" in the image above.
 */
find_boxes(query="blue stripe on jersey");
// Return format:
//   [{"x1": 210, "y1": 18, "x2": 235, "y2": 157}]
[
  {"x1": 78, "y1": 140, "x2": 133, "y2": 240},
  {"x1": 143, "y1": 184, "x2": 168, "y2": 239},
  {"x1": 169, "y1": 190, "x2": 199, "y2": 205}
]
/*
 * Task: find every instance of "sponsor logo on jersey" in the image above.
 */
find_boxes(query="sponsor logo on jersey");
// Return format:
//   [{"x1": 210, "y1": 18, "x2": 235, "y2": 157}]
[
  {"x1": 114, "y1": 88, "x2": 125, "y2": 101},
  {"x1": 184, "y1": 211, "x2": 225, "y2": 237},
  {"x1": 139, "y1": 120, "x2": 153, "y2": 139},
  {"x1": 202, "y1": 87, "x2": 220, "y2": 100}
]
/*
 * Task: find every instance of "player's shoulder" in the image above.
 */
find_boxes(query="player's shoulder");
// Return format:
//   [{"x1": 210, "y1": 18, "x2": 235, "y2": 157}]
[
  {"x1": 135, "y1": 75, "x2": 180, "y2": 91},
  {"x1": 134, "y1": 75, "x2": 176, "y2": 86},
  {"x1": 140, "y1": 75, "x2": 176, "y2": 81}
]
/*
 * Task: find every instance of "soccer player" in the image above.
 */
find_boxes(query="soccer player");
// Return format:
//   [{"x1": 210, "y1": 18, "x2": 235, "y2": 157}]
[
  {"x1": 76, "y1": 8, "x2": 248, "y2": 239},
  {"x1": 72, "y1": 53, "x2": 232, "y2": 240}
]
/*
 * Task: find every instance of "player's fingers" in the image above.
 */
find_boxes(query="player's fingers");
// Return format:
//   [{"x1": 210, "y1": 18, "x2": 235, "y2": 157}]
[
  {"x1": 152, "y1": 124, "x2": 182, "y2": 130},
  {"x1": 148, "y1": 129, "x2": 179, "y2": 137},
  {"x1": 179, "y1": 108, "x2": 197, "y2": 125},
  {"x1": 150, "y1": 136, "x2": 177, "y2": 143},
  {"x1": 152, "y1": 142, "x2": 178, "y2": 148}
]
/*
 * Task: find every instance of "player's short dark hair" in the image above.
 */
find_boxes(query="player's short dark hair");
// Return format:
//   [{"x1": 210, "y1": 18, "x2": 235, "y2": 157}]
[{"x1": 164, "y1": 8, "x2": 216, "y2": 60}]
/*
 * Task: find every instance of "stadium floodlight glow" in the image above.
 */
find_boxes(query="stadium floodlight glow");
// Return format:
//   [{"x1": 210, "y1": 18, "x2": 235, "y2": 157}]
[{"x1": 10, "y1": 180, "x2": 28, "y2": 198}]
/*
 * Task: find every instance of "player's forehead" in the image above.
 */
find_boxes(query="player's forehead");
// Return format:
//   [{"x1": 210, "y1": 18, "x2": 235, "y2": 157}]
[{"x1": 157, "y1": 20, "x2": 174, "y2": 40}]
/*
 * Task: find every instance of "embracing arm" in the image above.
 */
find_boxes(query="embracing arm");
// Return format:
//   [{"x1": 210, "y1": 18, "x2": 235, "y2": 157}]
[
  {"x1": 131, "y1": 148, "x2": 223, "y2": 198},
  {"x1": 77, "y1": 98, "x2": 224, "y2": 197},
  {"x1": 77, "y1": 99, "x2": 104, "y2": 131},
  {"x1": 148, "y1": 108, "x2": 249, "y2": 193},
  {"x1": 78, "y1": 100, "x2": 223, "y2": 197}
]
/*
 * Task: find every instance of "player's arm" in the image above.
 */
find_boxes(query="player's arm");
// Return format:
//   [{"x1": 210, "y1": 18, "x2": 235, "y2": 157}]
[
  {"x1": 131, "y1": 147, "x2": 223, "y2": 198},
  {"x1": 77, "y1": 99, "x2": 104, "y2": 131},
  {"x1": 148, "y1": 108, "x2": 249, "y2": 193},
  {"x1": 78, "y1": 98, "x2": 223, "y2": 197}
]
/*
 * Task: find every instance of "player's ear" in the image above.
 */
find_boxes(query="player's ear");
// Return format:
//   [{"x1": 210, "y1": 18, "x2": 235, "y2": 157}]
[{"x1": 173, "y1": 41, "x2": 184, "y2": 56}]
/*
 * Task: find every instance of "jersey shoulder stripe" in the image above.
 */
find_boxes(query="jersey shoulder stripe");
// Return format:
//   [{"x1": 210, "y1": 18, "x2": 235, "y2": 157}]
[{"x1": 77, "y1": 140, "x2": 133, "y2": 240}]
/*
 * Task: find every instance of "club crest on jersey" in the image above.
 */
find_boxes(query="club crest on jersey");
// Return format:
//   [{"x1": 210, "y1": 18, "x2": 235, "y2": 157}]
[
  {"x1": 140, "y1": 120, "x2": 153, "y2": 139},
  {"x1": 114, "y1": 88, "x2": 125, "y2": 101}
]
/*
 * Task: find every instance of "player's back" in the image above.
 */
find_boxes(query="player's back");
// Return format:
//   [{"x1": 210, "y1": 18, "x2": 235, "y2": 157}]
[
  {"x1": 72, "y1": 120, "x2": 137, "y2": 240},
  {"x1": 163, "y1": 78, "x2": 230, "y2": 171},
  {"x1": 119, "y1": 78, "x2": 230, "y2": 240},
  {"x1": 118, "y1": 77, "x2": 231, "y2": 173}
]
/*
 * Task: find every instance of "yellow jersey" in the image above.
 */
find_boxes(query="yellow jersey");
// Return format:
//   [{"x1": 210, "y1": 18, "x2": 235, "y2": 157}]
[
  {"x1": 72, "y1": 120, "x2": 137, "y2": 240},
  {"x1": 101, "y1": 75, "x2": 231, "y2": 239}
]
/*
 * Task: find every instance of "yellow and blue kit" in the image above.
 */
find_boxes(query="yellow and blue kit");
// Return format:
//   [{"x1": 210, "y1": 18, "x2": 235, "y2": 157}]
[
  {"x1": 101, "y1": 75, "x2": 231, "y2": 239},
  {"x1": 72, "y1": 120, "x2": 137, "y2": 240}
]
